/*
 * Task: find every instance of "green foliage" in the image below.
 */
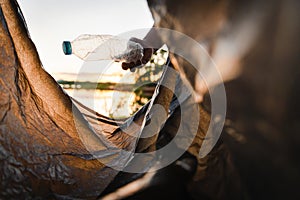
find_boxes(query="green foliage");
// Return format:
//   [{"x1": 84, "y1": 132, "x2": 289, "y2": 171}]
[{"x1": 135, "y1": 48, "x2": 168, "y2": 85}]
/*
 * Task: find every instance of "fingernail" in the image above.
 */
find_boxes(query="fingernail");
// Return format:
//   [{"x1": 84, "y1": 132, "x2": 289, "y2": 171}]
[{"x1": 130, "y1": 68, "x2": 136, "y2": 72}]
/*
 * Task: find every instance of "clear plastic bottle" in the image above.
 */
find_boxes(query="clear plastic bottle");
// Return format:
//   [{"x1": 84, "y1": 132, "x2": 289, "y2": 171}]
[{"x1": 62, "y1": 34, "x2": 143, "y2": 63}]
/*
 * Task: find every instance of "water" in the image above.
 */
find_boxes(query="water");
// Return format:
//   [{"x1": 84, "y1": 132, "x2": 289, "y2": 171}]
[{"x1": 64, "y1": 89, "x2": 148, "y2": 118}]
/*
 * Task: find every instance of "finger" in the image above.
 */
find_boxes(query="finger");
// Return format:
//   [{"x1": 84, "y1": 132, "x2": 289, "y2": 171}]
[
  {"x1": 121, "y1": 63, "x2": 129, "y2": 70},
  {"x1": 142, "y1": 48, "x2": 153, "y2": 64},
  {"x1": 122, "y1": 62, "x2": 134, "y2": 70},
  {"x1": 130, "y1": 67, "x2": 136, "y2": 72},
  {"x1": 130, "y1": 60, "x2": 143, "y2": 72},
  {"x1": 134, "y1": 60, "x2": 142, "y2": 66}
]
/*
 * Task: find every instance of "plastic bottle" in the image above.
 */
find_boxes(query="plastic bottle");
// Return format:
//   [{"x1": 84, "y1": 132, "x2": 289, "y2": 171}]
[{"x1": 62, "y1": 34, "x2": 143, "y2": 63}]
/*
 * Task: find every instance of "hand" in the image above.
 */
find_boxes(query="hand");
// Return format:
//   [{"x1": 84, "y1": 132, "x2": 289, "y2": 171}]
[{"x1": 121, "y1": 37, "x2": 153, "y2": 72}]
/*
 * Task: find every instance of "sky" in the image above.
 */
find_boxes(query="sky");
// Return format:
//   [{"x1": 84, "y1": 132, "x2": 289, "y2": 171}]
[{"x1": 18, "y1": 0, "x2": 154, "y2": 76}]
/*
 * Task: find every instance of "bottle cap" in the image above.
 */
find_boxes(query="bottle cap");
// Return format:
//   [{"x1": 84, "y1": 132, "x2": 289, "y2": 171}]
[{"x1": 62, "y1": 41, "x2": 72, "y2": 55}]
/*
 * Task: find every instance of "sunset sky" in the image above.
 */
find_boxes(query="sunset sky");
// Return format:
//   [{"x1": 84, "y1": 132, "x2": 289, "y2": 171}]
[{"x1": 18, "y1": 0, "x2": 153, "y2": 77}]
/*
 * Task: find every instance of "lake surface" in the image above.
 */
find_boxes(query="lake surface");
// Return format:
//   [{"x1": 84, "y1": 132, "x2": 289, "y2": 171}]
[{"x1": 64, "y1": 89, "x2": 148, "y2": 118}]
